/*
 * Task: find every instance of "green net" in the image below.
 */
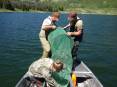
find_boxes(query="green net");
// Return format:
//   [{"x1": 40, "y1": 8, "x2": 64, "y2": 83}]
[{"x1": 48, "y1": 28, "x2": 73, "y2": 87}]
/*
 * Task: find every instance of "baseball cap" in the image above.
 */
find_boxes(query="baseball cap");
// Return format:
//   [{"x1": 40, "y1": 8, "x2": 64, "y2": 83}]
[{"x1": 68, "y1": 12, "x2": 77, "y2": 18}]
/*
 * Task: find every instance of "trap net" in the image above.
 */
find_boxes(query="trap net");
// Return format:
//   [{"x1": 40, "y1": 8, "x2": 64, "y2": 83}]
[{"x1": 48, "y1": 28, "x2": 73, "y2": 87}]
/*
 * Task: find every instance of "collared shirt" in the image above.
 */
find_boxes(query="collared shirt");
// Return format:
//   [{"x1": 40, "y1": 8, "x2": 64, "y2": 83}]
[
  {"x1": 39, "y1": 16, "x2": 55, "y2": 38},
  {"x1": 41, "y1": 16, "x2": 54, "y2": 30}
]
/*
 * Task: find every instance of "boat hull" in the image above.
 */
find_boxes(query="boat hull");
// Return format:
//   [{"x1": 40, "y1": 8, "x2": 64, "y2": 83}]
[{"x1": 15, "y1": 61, "x2": 103, "y2": 87}]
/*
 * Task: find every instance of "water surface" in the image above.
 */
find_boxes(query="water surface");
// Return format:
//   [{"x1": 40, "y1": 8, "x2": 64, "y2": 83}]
[{"x1": 0, "y1": 12, "x2": 117, "y2": 87}]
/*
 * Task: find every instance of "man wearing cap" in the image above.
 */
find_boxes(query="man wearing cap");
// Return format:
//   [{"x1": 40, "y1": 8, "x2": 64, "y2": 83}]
[
  {"x1": 64, "y1": 12, "x2": 83, "y2": 65},
  {"x1": 39, "y1": 12, "x2": 60, "y2": 58},
  {"x1": 28, "y1": 58, "x2": 63, "y2": 87}
]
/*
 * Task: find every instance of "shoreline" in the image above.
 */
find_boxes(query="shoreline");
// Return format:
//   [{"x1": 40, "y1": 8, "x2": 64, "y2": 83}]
[
  {"x1": 66, "y1": 8, "x2": 117, "y2": 15},
  {"x1": 0, "y1": 8, "x2": 117, "y2": 15}
]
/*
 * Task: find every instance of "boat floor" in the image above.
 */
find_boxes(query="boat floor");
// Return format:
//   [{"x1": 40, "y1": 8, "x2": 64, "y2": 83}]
[{"x1": 71, "y1": 60, "x2": 103, "y2": 87}]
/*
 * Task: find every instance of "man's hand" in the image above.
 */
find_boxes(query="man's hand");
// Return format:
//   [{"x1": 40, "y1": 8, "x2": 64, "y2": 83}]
[
  {"x1": 43, "y1": 25, "x2": 56, "y2": 31},
  {"x1": 67, "y1": 32, "x2": 72, "y2": 36},
  {"x1": 52, "y1": 25, "x2": 56, "y2": 29}
]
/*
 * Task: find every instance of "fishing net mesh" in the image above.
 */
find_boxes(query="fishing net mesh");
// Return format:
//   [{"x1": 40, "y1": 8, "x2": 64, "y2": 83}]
[{"x1": 48, "y1": 28, "x2": 73, "y2": 87}]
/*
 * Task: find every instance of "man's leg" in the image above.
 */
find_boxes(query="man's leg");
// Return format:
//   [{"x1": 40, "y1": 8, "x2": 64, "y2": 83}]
[
  {"x1": 39, "y1": 37, "x2": 50, "y2": 58},
  {"x1": 72, "y1": 41, "x2": 79, "y2": 59},
  {"x1": 72, "y1": 41, "x2": 81, "y2": 70}
]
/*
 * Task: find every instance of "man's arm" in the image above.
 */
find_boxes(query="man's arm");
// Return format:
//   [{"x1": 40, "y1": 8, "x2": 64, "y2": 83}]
[
  {"x1": 42, "y1": 18, "x2": 56, "y2": 31},
  {"x1": 37, "y1": 66, "x2": 60, "y2": 87},
  {"x1": 67, "y1": 20, "x2": 83, "y2": 36},
  {"x1": 43, "y1": 25, "x2": 56, "y2": 31},
  {"x1": 44, "y1": 74, "x2": 60, "y2": 87},
  {"x1": 63, "y1": 23, "x2": 70, "y2": 29},
  {"x1": 67, "y1": 29, "x2": 82, "y2": 36}
]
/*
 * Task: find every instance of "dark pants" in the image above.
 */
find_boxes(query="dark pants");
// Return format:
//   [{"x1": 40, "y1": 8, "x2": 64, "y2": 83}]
[
  {"x1": 72, "y1": 41, "x2": 81, "y2": 70},
  {"x1": 72, "y1": 41, "x2": 79, "y2": 59}
]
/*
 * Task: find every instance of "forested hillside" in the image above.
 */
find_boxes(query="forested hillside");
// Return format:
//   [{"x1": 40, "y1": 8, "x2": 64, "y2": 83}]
[
  {"x1": 0, "y1": 0, "x2": 65, "y2": 11},
  {"x1": 0, "y1": 0, "x2": 117, "y2": 14}
]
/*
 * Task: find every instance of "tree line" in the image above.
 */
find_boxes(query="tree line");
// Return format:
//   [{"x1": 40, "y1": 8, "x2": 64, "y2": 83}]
[
  {"x1": 0, "y1": 0, "x2": 64, "y2": 11},
  {"x1": 1, "y1": 0, "x2": 116, "y2": 12}
]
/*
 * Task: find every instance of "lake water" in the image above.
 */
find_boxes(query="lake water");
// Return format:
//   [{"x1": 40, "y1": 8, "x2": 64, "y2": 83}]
[{"x1": 0, "y1": 12, "x2": 117, "y2": 87}]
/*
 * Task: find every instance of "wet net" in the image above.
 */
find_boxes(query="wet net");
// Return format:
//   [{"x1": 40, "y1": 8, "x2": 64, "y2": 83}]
[{"x1": 48, "y1": 28, "x2": 73, "y2": 87}]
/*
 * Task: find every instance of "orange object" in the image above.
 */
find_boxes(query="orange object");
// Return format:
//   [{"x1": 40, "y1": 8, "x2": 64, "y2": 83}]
[{"x1": 72, "y1": 73, "x2": 77, "y2": 87}]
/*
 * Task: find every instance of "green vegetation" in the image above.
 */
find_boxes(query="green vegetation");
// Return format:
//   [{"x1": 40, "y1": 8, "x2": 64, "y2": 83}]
[
  {"x1": 65, "y1": 0, "x2": 117, "y2": 15},
  {"x1": 67, "y1": 0, "x2": 117, "y2": 9},
  {"x1": 0, "y1": 0, "x2": 65, "y2": 12},
  {"x1": 0, "y1": 0, "x2": 117, "y2": 15}
]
